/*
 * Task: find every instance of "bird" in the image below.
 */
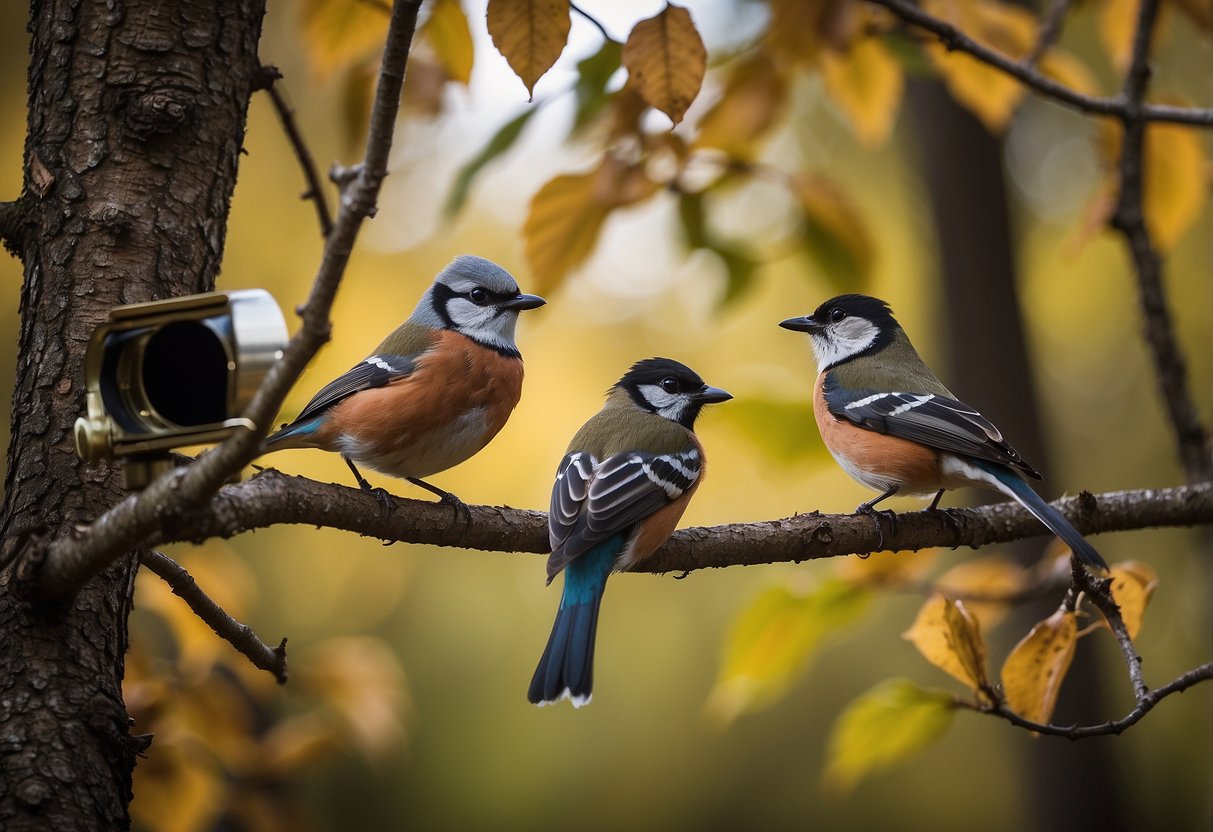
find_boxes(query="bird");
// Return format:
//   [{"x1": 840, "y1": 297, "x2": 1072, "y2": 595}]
[
  {"x1": 262, "y1": 255, "x2": 545, "y2": 513},
  {"x1": 528, "y1": 358, "x2": 732, "y2": 707},
  {"x1": 779, "y1": 294, "x2": 1108, "y2": 571}
]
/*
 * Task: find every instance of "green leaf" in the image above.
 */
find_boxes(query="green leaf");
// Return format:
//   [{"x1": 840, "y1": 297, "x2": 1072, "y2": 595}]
[
  {"x1": 823, "y1": 679, "x2": 955, "y2": 792},
  {"x1": 445, "y1": 108, "x2": 539, "y2": 217},
  {"x1": 706, "y1": 580, "x2": 870, "y2": 726},
  {"x1": 572, "y1": 39, "x2": 623, "y2": 134}
]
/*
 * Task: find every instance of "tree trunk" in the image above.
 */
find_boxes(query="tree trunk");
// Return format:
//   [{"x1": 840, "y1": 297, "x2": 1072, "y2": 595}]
[{"x1": 0, "y1": 1, "x2": 265, "y2": 828}]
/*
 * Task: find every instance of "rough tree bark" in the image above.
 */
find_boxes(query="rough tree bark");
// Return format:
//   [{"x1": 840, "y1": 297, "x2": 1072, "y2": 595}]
[{"x1": 0, "y1": 1, "x2": 265, "y2": 828}]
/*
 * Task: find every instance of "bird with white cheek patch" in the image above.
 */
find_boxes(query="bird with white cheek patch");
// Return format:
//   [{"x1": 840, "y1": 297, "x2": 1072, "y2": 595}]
[
  {"x1": 529, "y1": 358, "x2": 732, "y2": 707},
  {"x1": 780, "y1": 294, "x2": 1108, "y2": 571},
  {"x1": 262, "y1": 255, "x2": 545, "y2": 514}
]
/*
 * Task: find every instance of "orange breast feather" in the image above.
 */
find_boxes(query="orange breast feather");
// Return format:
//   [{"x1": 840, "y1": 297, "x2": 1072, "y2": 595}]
[{"x1": 813, "y1": 372, "x2": 942, "y2": 495}]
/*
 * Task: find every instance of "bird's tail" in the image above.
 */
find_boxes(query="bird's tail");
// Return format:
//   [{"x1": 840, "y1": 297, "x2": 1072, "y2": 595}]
[
  {"x1": 974, "y1": 460, "x2": 1109, "y2": 571},
  {"x1": 527, "y1": 535, "x2": 621, "y2": 708}
]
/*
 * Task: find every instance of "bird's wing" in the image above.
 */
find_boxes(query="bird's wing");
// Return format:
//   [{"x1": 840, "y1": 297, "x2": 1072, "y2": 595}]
[
  {"x1": 291, "y1": 354, "x2": 420, "y2": 424},
  {"x1": 546, "y1": 446, "x2": 703, "y2": 576},
  {"x1": 824, "y1": 380, "x2": 1040, "y2": 478}
]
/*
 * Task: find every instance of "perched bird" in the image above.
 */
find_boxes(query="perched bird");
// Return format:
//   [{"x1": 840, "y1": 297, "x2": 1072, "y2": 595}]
[
  {"x1": 528, "y1": 358, "x2": 732, "y2": 707},
  {"x1": 263, "y1": 255, "x2": 545, "y2": 510},
  {"x1": 779, "y1": 294, "x2": 1108, "y2": 571}
]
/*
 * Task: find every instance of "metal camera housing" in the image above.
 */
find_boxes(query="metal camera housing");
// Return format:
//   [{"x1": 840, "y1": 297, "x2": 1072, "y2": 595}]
[{"x1": 74, "y1": 289, "x2": 288, "y2": 489}]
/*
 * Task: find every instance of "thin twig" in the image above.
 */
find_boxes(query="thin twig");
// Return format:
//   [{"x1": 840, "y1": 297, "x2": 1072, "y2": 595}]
[
  {"x1": 956, "y1": 661, "x2": 1213, "y2": 739},
  {"x1": 260, "y1": 68, "x2": 335, "y2": 238},
  {"x1": 139, "y1": 550, "x2": 288, "y2": 684},
  {"x1": 571, "y1": 2, "x2": 612, "y2": 41},
  {"x1": 1071, "y1": 557, "x2": 1147, "y2": 700},
  {"x1": 1107, "y1": 0, "x2": 1212, "y2": 484},
  {"x1": 1023, "y1": 0, "x2": 1075, "y2": 68},
  {"x1": 866, "y1": 0, "x2": 1213, "y2": 126},
  {"x1": 24, "y1": 0, "x2": 425, "y2": 600}
]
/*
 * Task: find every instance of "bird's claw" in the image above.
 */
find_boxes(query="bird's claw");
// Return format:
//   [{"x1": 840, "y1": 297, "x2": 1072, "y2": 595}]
[{"x1": 856, "y1": 503, "x2": 897, "y2": 550}]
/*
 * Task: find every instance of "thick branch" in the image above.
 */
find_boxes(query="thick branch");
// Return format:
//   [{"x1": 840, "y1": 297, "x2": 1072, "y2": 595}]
[
  {"x1": 135, "y1": 472, "x2": 1213, "y2": 570},
  {"x1": 139, "y1": 550, "x2": 288, "y2": 683},
  {"x1": 866, "y1": 0, "x2": 1213, "y2": 126},
  {"x1": 24, "y1": 0, "x2": 424, "y2": 599}
]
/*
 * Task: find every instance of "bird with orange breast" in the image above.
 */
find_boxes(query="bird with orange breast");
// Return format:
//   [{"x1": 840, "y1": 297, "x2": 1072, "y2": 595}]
[
  {"x1": 529, "y1": 358, "x2": 732, "y2": 707},
  {"x1": 263, "y1": 255, "x2": 544, "y2": 512},
  {"x1": 780, "y1": 294, "x2": 1107, "y2": 571}
]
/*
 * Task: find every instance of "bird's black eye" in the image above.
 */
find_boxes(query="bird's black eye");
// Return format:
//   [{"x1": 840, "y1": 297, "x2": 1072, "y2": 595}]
[
  {"x1": 829, "y1": 307, "x2": 847, "y2": 323},
  {"x1": 660, "y1": 377, "x2": 680, "y2": 393},
  {"x1": 468, "y1": 287, "x2": 489, "y2": 305}
]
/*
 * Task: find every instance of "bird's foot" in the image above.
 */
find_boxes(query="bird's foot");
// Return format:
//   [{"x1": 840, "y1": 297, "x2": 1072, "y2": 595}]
[{"x1": 856, "y1": 503, "x2": 897, "y2": 550}]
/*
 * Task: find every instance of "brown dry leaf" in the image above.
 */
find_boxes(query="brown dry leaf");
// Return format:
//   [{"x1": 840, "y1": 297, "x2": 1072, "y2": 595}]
[
  {"x1": 486, "y1": 0, "x2": 571, "y2": 98},
  {"x1": 790, "y1": 172, "x2": 874, "y2": 288},
  {"x1": 903, "y1": 593, "x2": 991, "y2": 698},
  {"x1": 621, "y1": 3, "x2": 707, "y2": 125},
  {"x1": 935, "y1": 554, "x2": 1028, "y2": 631},
  {"x1": 819, "y1": 37, "x2": 904, "y2": 147},
  {"x1": 423, "y1": 0, "x2": 474, "y2": 85},
  {"x1": 300, "y1": 0, "x2": 390, "y2": 82},
  {"x1": 1103, "y1": 560, "x2": 1159, "y2": 640},
  {"x1": 524, "y1": 156, "x2": 659, "y2": 293},
  {"x1": 1001, "y1": 607, "x2": 1077, "y2": 725},
  {"x1": 765, "y1": 0, "x2": 857, "y2": 64},
  {"x1": 694, "y1": 53, "x2": 789, "y2": 159},
  {"x1": 296, "y1": 637, "x2": 409, "y2": 762},
  {"x1": 921, "y1": 0, "x2": 1034, "y2": 132}
]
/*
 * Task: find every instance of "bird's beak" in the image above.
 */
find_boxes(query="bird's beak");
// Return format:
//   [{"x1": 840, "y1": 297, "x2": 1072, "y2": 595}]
[
  {"x1": 778, "y1": 315, "x2": 819, "y2": 334},
  {"x1": 502, "y1": 293, "x2": 546, "y2": 311},
  {"x1": 695, "y1": 385, "x2": 733, "y2": 404}
]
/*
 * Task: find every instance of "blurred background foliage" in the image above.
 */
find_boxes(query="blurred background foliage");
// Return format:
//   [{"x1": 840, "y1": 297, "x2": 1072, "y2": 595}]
[{"x1": 1, "y1": 0, "x2": 1211, "y2": 829}]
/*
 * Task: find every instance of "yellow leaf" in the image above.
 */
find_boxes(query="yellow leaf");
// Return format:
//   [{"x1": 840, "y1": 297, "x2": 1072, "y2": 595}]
[
  {"x1": 297, "y1": 638, "x2": 409, "y2": 761},
  {"x1": 921, "y1": 0, "x2": 1035, "y2": 132},
  {"x1": 694, "y1": 53, "x2": 789, "y2": 159},
  {"x1": 1144, "y1": 119, "x2": 1208, "y2": 251},
  {"x1": 1000, "y1": 607, "x2": 1077, "y2": 725},
  {"x1": 423, "y1": 0, "x2": 474, "y2": 86},
  {"x1": 486, "y1": 0, "x2": 571, "y2": 98},
  {"x1": 705, "y1": 580, "x2": 870, "y2": 726},
  {"x1": 1098, "y1": 0, "x2": 1140, "y2": 71},
  {"x1": 1103, "y1": 560, "x2": 1159, "y2": 640},
  {"x1": 903, "y1": 593, "x2": 990, "y2": 697},
  {"x1": 935, "y1": 554, "x2": 1029, "y2": 630},
  {"x1": 820, "y1": 37, "x2": 904, "y2": 147},
  {"x1": 790, "y1": 173, "x2": 874, "y2": 288},
  {"x1": 524, "y1": 156, "x2": 658, "y2": 293},
  {"x1": 621, "y1": 3, "x2": 707, "y2": 125},
  {"x1": 823, "y1": 679, "x2": 955, "y2": 792},
  {"x1": 300, "y1": 0, "x2": 390, "y2": 82}
]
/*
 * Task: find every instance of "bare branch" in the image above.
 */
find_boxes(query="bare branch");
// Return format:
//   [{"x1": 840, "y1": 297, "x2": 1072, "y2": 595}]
[
  {"x1": 23, "y1": 0, "x2": 425, "y2": 600},
  {"x1": 866, "y1": 0, "x2": 1213, "y2": 126},
  {"x1": 1108, "y1": 0, "x2": 1212, "y2": 483},
  {"x1": 258, "y1": 66, "x2": 335, "y2": 238},
  {"x1": 136, "y1": 472, "x2": 1213, "y2": 571},
  {"x1": 958, "y1": 661, "x2": 1213, "y2": 739},
  {"x1": 139, "y1": 550, "x2": 288, "y2": 684}
]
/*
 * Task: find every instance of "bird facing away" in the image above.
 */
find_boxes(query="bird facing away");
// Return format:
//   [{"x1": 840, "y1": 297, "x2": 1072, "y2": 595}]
[
  {"x1": 528, "y1": 358, "x2": 732, "y2": 707},
  {"x1": 263, "y1": 255, "x2": 545, "y2": 509},
  {"x1": 779, "y1": 294, "x2": 1108, "y2": 571}
]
